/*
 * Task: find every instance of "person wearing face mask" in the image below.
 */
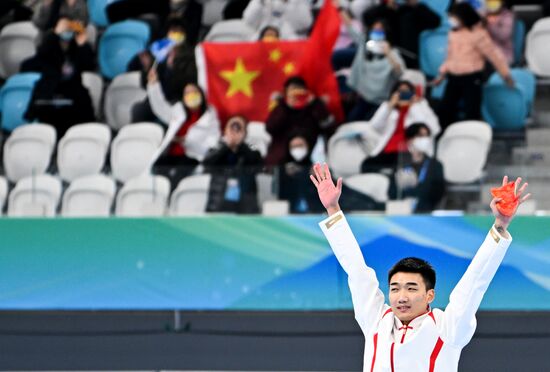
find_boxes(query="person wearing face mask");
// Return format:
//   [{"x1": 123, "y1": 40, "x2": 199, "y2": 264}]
[
  {"x1": 390, "y1": 122, "x2": 445, "y2": 213},
  {"x1": 243, "y1": 0, "x2": 313, "y2": 39},
  {"x1": 360, "y1": 80, "x2": 440, "y2": 173},
  {"x1": 147, "y1": 68, "x2": 221, "y2": 184},
  {"x1": 33, "y1": 0, "x2": 88, "y2": 31},
  {"x1": 433, "y1": 2, "x2": 514, "y2": 131},
  {"x1": 278, "y1": 134, "x2": 325, "y2": 214},
  {"x1": 203, "y1": 115, "x2": 264, "y2": 214},
  {"x1": 259, "y1": 25, "x2": 280, "y2": 42},
  {"x1": 265, "y1": 76, "x2": 335, "y2": 166},
  {"x1": 21, "y1": 17, "x2": 95, "y2": 136},
  {"x1": 485, "y1": 0, "x2": 515, "y2": 65},
  {"x1": 341, "y1": 15, "x2": 405, "y2": 121}
]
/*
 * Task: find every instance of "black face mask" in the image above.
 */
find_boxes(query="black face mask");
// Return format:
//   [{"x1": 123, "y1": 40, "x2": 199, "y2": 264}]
[{"x1": 364, "y1": 51, "x2": 385, "y2": 60}]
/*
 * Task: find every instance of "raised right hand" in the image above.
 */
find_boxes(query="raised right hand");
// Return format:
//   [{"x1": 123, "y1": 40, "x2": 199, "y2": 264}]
[{"x1": 310, "y1": 163, "x2": 342, "y2": 215}]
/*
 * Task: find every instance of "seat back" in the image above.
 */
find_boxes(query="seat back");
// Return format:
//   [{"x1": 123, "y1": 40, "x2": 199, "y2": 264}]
[
  {"x1": 421, "y1": 0, "x2": 451, "y2": 18},
  {"x1": 57, "y1": 123, "x2": 112, "y2": 182},
  {"x1": 110, "y1": 122, "x2": 164, "y2": 182},
  {"x1": 526, "y1": 17, "x2": 550, "y2": 77},
  {"x1": 436, "y1": 121, "x2": 492, "y2": 183},
  {"x1": 99, "y1": 20, "x2": 150, "y2": 79},
  {"x1": 82, "y1": 72, "x2": 104, "y2": 119},
  {"x1": 344, "y1": 173, "x2": 390, "y2": 203},
  {"x1": 3, "y1": 123, "x2": 57, "y2": 182},
  {"x1": 487, "y1": 68, "x2": 536, "y2": 107},
  {"x1": 0, "y1": 176, "x2": 8, "y2": 213},
  {"x1": 104, "y1": 72, "x2": 147, "y2": 129},
  {"x1": 482, "y1": 85, "x2": 527, "y2": 130},
  {"x1": 115, "y1": 174, "x2": 170, "y2": 217},
  {"x1": 0, "y1": 21, "x2": 39, "y2": 78},
  {"x1": 61, "y1": 174, "x2": 116, "y2": 217},
  {"x1": 401, "y1": 69, "x2": 427, "y2": 96},
  {"x1": 205, "y1": 20, "x2": 255, "y2": 42},
  {"x1": 419, "y1": 27, "x2": 449, "y2": 78},
  {"x1": 169, "y1": 174, "x2": 211, "y2": 216},
  {"x1": 8, "y1": 174, "x2": 62, "y2": 217},
  {"x1": 0, "y1": 72, "x2": 41, "y2": 132},
  {"x1": 513, "y1": 19, "x2": 526, "y2": 65},
  {"x1": 88, "y1": 0, "x2": 118, "y2": 27},
  {"x1": 245, "y1": 122, "x2": 272, "y2": 158}
]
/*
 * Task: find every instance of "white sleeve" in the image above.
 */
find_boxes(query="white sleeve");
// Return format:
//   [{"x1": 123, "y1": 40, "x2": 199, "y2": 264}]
[
  {"x1": 242, "y1": 0, "x2": 264, "y2": 29},
  {"x1": 184, "y1": 108, "x2": 222, "y2": 161},
  {"x1": 440, "y1": 226, "x2": 512, "y2": 348},
  {"x1": 284, "y1": 0, "x2": 313, "y2": 33},
  {"x1": 415, "y1": 99, "x2": 441, "y2": 137},
  {"x1": 319, "y1": 211, "x2": 387, "y2": 336},
  {"x1": 367, "y1": 102, "x2": 392, "y2": 133},
  {"x1": 147, "y1": 81, "x2": 174, "y2": 125}
]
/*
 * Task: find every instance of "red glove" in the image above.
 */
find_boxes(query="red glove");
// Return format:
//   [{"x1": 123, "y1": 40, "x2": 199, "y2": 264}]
[{"x1": 491, "y1": 181, "x2": 519, "y2": 216}]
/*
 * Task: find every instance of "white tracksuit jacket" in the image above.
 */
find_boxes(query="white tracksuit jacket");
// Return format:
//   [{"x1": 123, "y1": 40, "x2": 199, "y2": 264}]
[{"x1": 319, "y1": 211, "x2": 512, "y2": 372}]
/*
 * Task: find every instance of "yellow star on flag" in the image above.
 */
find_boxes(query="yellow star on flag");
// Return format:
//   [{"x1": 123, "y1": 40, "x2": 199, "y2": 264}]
[
  {"x1": 269, "y1": 49, "x2": 282, "y2": 63},
  {"x1": 220, "y1": 58, "x2": 260, "y2": 98},
  {"x1": 283, "y1": 62, "x2": 296, "y2": 75}
]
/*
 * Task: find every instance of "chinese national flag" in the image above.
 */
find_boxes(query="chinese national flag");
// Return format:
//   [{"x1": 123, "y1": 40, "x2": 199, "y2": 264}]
[{"x1": 196, "y1": 0, "x2": 343, "y2": 126}]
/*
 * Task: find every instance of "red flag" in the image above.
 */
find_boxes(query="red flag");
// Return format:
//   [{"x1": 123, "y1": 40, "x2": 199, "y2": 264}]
[{"x1": 196, "y1": 0, "x2": 343, "y2": 125}]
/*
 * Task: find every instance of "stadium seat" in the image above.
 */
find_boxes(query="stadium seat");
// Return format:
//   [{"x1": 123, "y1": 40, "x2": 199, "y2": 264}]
[
  {"x1": 0, "y1": 176, "x2": 8, "y2": 213},
  {"x1": 169, "y1": 174, "x2": 211, "y2": 216},
  {"x1": 110, "y1": 122, "x2": 164, "y2": 182},
  {"x1": 205, "y1": 20, "x2": 256, "y2": 42},
  {"x1": 525, "y1": 17, "x2": 550, "y2": 77},
  {"x1": 343, "y1": 173, "x2": 390, "y2": 203},
  {"x1": 104, "y1": 72, "x2": 147, "y2": 129},
  {"x1": 327, "y1": 121, "x2": 380, "y2": 178},
  {"x1": 197, "y1": 0, "x2": 228, "y2": 27},
  {"x1": 513, "y1": 19, "x2": 525, "y2": 65},
  {"x1": 0, "y1": 21, "x2": 39, "y2": 79},
  {"x1": 421, "y1": 0, "x2": 451, "y2": 19},
  {"x1": 61, "y1": 174, "x2": 116, "y2": 217},
  {"x1": 419, "y1": 26, "x2": 449, "y2": 78},
  {"x1": 245, "y1": 122, "x2": 272, "y2": 158},
  {"x1": 487, "y1": 68, "x2": 536, "y2": 109},
  {"x1": 401, "y1": 69, "x2": 427, "y2": 96},
  {"x1": 436, "y1": 121, "x2": 492, "y2": 183},
  {"x1": 115, "y1": 174, "x2": 171, "y2": 217},
  {"x1": 98, "y1": 20, "x2": 150, "y2": 79},
  {"x1": 8, "y1": 174, "x2": 62, "y2": 217},
  {"x1": 88, "y1": 0, "x2": 119, "y2": 28},
  {"x1": 256, "y1": 172, "x2": 276, "y2": 207},
  {"x1": 0, "y1": 72, "x2": 41, "y2": 132},
  {"x1": 82, "y1": 72, "x2": 104, "y2": 119},
  {"x1": 57, "y1": 123, "x2": 112, "y2": 182},
  {"x1": 482, "y1": 85, "x2": 528, "y2": 130},
  {"x1": 3, "y1": 123, "x2": 57, "y2": 183}
]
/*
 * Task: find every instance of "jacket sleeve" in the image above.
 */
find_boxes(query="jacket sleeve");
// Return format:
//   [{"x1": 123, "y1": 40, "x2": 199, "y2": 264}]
[
  {"x1": 367, "y1": 102, "x2": 392, "y2": 133},
  {"x1": 416, "y1": 4, "x2": 441, "y2": 31},
  {"x1": 242, "y1": 0, "x2": 263, "y2": 29},
  {"x1": 440, "y1": 226, "x2": 512, "y2": 348},
  {"x1": 319, "y1": 212, "x2": 387, "y2": 336},
  {"x1": 475, "y1": 29, "x2": 510, "y2": 78},
  {"x1": 147, "y1": 81, "x2": 176, "y2": 125},
  {"x1": 184, "y1": 108, "x2": 222, "y2": 161},
  {"x1": 265, "y1": 103, "x2": 290, "y2": 136},
  {"x1": 413, "y1": 99, "x2": 441, "y2": 137},
  {"x1": 285, "y1": 0, "x2": 313, "y2": 33}
]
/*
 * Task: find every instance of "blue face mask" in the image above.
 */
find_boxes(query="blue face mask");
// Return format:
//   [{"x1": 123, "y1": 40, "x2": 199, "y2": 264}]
[
  {"x1": 399, "y1": 90, "x2": 414, "y2": 101},
  {"x1": 369, "y1": 29, "x2": 386, "y2": 41},
  {"x1": 59, "y1": 31, "x2": 74, "y2": 41}
]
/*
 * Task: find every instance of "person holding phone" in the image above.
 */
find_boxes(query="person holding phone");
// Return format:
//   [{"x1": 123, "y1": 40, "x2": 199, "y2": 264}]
[{"x1": 359, "y1": 80, "x2": 440, "y2": 173}]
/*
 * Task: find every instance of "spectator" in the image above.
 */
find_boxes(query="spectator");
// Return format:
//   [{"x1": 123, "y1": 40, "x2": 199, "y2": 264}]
[
  {"x1": 259, "y1": 25, "x2": 280, "y2": 42},
  {"x1": 278, "y1": 134, "x2": 324, "y2": 214},
  {"x1": 265, "y1": 76, "x2": 335, "y2": 166},
  {"x1": 0, "y1": 0, "x2": 34, "y2": 28},
  {"x1": 361, "y1": 80, "x2": 440, "y2": 173},
  {"x1": 147, "y1": 68, "x2": 221, "y2": 183},
  {"x1": 203, "y1": 115, "x2": 264, "y2": 214},
  {"x1": 169, "y1": 0, "x2": 203, "y2": 46},
  {"x1": 390, "y1": 122, "x2": 445, "y2": 213},
  {"x1": 106, "y1": 0, "x2": 170, "y2": 39},
  {"x1": 332, "y1": 2, "x2": 362, "y2": 71},
  {"x1": 343, "y1": 14, "x2": 405, "y2": 121},
  {"x1": 243, "y1": 0, "x2": 313, "y2": 39},
  {"x1": 33, "y1": 0, "x2": 88, "y2": 31},
  {"x1": 434, "y1": 2, "x2": 513, "y2": 131},
  {"x1": 22, "y1": 17, "x2": 95, "y2": 136},
  {"x1": 485, "y1": 0, "x2": 515, "y2": 65}
]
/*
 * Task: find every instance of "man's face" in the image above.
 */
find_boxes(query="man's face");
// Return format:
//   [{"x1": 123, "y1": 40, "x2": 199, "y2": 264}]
[{"x1": 389, "y1": 272, "x2": 434, "y2": 324}]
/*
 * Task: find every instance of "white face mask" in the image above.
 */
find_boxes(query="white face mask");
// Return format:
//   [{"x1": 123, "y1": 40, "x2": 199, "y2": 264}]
[
  {"x1": 410, "y1": 137, "x2": 432, "y2": 154},
  {"x1": 290, "y1": 146, "x2": 308, "y2": 162},
  {"x1": 448, "y1": 17, "x2": 460, "y2": 30}
]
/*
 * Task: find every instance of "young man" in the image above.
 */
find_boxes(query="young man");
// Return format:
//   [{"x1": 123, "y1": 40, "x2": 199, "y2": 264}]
[{"x1": 309, "y1": 163, "x2": 530, "y2": 371}]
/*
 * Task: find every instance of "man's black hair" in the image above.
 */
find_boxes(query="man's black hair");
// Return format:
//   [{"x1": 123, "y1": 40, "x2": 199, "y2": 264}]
[
  {"x1": 388, "y1": 257, "x2": 436, "y2": 290},
  {"x1": 449, "y1": 2, "x2": 482, "y2": 29},
  {"x1": 405, "y1": 122, "x2": 431, "y2": 140}
]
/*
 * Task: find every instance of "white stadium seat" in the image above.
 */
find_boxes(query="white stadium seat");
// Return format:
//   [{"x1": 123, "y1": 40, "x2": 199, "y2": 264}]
[
  {"x1": 115, "y1": 174, "x2": 171, "y2": 217},
  {"x1": 245, "y1": 122, "x2": 272, "y2": 158},
  {"x1": 8, "y1": 174, "x2": 62, "y2": 217},
  {"x1": 3, "y1": 123, "x2": 57, "y2": 182},
  {"x1": 344, "y1": 173, "x2": 390, "y2": 203},
  {"x1": 169, "y1": 174, "x2": 211, "y2": 216},
  {"x1": 436, "y1": 121, "x2": 492, "y2": 184},
  {"x1": 61, "y1": 174, "x2": 116, "y2": 217},
  {"x1": 57, "y1": 123, "x2": 112, "y2": 182},
  {"x1": 525, "y1": 17, "x2": 550, "y2": 77},
  {"x1": 205, "y1": 19, "x2": 255, "y2": 42},
  {"x1": 110, "y1": 122, "x2": 164, "y2": 183},
  {"x1": 0, "y1": 21, "x2": 39, "y2": 78},
  {"x1": 82, "y1": 72, "x2": 104, "y2": 119},
  {"x1": 104, "y1": 72, "x2": 147, "y2": 130}
]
